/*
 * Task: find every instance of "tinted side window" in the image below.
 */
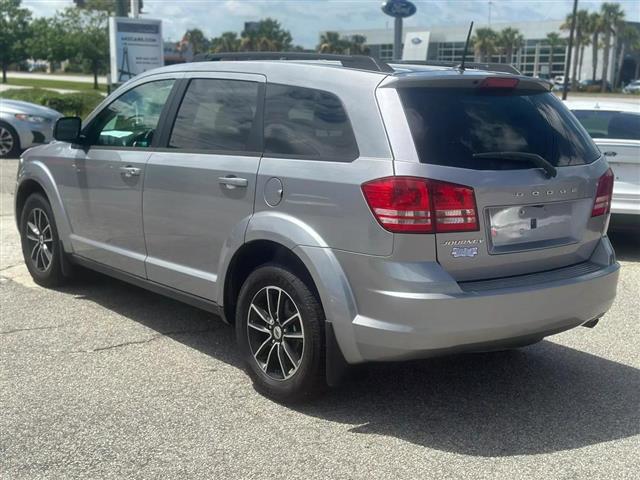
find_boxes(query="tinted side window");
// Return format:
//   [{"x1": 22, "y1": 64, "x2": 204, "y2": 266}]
[
  {"x1": 169, "y1": 79, "x2": 259, "y2": 152},
  {"x1": 573, "y1": 110, "x2": 640, "y2": 140},
  {"x1": 87, "y1": 79, "x2": 174, "y2": 147},
  {"x1": 264, "y1": 84, "x2": 358, "y2": 161}
]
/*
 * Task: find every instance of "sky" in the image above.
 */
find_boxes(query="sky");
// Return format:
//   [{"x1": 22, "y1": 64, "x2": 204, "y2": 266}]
[{"x1": 21, "y1": 0, "x2": 640, "y2": 48}]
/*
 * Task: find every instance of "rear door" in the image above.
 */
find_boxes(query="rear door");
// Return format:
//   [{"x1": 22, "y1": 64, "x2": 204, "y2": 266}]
[
  {"x1": 392, "y1": 81, "x2": 607, "y2": 281},
  {"x1": 142, "y1": 72, "x2": 264, "y2": 300},
  {"x1": 572, "y1": 109, "x2": 640, "y2": 215}
]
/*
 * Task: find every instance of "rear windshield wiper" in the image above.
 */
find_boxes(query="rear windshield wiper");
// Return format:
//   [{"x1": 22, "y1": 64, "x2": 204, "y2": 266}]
[{"x1": 472, "y1": 152, "x2": 558, "y2": 178}]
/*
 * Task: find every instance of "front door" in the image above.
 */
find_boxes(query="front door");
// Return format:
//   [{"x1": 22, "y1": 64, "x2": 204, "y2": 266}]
[
  {"x1": 143, "y1": 73, "x2": 264, "y2": 300},
  {"x1": 63, "y1": 78, "x2": 176, "y2": 277}
]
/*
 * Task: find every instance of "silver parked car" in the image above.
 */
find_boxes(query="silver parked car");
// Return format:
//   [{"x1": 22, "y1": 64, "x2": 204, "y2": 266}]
[
  {"x1": 15, "y1": 54, "x2": 620, "y2": 402},
  {"x1": 0, "y1": 99, "x2": 62, "y2": 158},
  {"x1": 565, "y1": 99, "x2": 640, "y2": 225}
]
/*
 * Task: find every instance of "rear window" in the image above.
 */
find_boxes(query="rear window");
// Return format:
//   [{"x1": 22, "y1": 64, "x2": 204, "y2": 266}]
[
  {"x1": 399, "y1": 88, "x2": 600, "y2": 169},
  {"x1": 263, "y1": 84, "x2": 359, "y2": 161},
  {"x1": 572, "y1": 110, "x2": 640, "y2": 140}
]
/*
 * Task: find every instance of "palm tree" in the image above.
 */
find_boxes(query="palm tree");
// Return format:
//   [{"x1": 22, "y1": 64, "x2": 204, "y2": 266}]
[
  {"x1": 600, "y1": 2, "x2": 626, "y2": 92},
  {"x1": 184, "y1": 28, "x2": 209, "y2": 55},
  {"x1": 587, "y1": 12, "x2": 603, "y2": 81},
  {"x1": 210, "y1": 32, "x2": 240, "y2": 53},
  {"x1": 498, "y1": 27, "x2": 524, "y2": 65},
  {"x1": 346, "y1": 34, "x2": 369, "y2": 55},
  {"x1": 237, "y1": 18, "x2": 293, "y2": 52},
  {"x1": 472, "y1": 28, "x2": 498, "y2": 62},
  {"x1": 318, "y1": 32, "x2": 346, "y2": 54},
  {"x1": 545, "y1": 32, "x2": 564, "y2": 79},
  {"x1": 562, "y1": 9, "x2": 590, "y2": 87},
  {"x1": 615, "y1": 25, "x2": 640, "y2": 87}
]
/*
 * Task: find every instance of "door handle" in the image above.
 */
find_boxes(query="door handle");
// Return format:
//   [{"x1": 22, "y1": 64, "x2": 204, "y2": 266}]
[
  {"x1": 603, "y1": 151, "x2": 617, "y2": 157},
  {"x1": 218, "y1": 176, "x2": 248, "y2": 188},
  {"x1": 120, "y1": 166, "x2": 141, "y2": 177}
]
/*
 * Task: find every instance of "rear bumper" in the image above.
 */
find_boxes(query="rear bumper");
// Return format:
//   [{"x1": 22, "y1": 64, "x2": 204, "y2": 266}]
[{"x1": 331, "y1": 237, "x2": 619, "y2": 363}]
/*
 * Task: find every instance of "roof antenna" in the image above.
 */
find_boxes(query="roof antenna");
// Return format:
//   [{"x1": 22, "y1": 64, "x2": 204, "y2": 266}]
[{"x1": 458, "y1": 21, "x2": 474, "y2": 73}]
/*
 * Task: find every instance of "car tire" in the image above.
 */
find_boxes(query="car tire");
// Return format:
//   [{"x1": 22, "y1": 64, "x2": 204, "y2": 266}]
[
  {"x1": 236, "y1": 264, "x2": 326, "y2": 403},
  {"x1": 0, "y1": 121, "x2": 21, "y2": 159},
  {"x1": 20, "y1": 193, "x2": 69, "y2": 288}
]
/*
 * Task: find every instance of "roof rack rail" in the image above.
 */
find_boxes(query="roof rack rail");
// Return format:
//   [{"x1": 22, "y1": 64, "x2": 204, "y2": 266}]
[
  {"x1": 192, "y1": 52, "x2": 395, "y2": 73},
  {"x1": 392, "y1": 60, "x2": 521, "y2": 75}
]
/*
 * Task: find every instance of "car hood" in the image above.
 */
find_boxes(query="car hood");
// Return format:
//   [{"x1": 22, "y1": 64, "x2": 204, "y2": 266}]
[{"x1": 0, "y1": 99, "x2": 62, "y2": 119}]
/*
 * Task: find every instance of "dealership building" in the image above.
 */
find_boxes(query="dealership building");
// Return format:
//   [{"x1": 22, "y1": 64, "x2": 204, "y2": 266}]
[{"x1": 332, "y1": 19, "x2": 639, "y2": 84}]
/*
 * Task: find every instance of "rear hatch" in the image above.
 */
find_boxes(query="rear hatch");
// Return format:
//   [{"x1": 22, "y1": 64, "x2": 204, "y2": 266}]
[{"x1": 389, "y1": 74, "x2": 609, "y2": 281}]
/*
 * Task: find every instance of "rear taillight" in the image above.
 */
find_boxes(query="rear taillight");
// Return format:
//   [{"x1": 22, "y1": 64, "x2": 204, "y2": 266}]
[
  {"x1": 591, "y1": 168, "x2": 614, "y2": 217},
  {"x1": 361, "y1": 177, "x2": 479, "y2": 234}
]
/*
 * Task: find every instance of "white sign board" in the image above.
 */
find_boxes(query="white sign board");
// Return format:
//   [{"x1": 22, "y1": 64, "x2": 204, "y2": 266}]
[
  {"x1": 109, "y1": 17, "x2": 164, "y2": 84},
  {"x1": 402, "y1": 31, "x2": 430, "y2": 61}
]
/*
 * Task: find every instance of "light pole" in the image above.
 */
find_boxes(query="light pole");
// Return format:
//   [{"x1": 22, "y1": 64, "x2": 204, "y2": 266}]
[{"x1": 381, "y1": 0, "x2": 417, "y2": 61}]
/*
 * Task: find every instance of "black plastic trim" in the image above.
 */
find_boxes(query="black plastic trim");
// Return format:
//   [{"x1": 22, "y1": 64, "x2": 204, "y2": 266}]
[{"x1": 70, "y1": 254, "x2": 222, "y2": 317}]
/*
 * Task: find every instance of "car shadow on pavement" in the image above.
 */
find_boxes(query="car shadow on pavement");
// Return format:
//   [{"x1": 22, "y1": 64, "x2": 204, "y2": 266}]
[
  {"x1": 608, "y1": 228, "x2": 640, "y2": 262},
  {"x1": 62, "y1": 266, "x2": 639, "y2": 458}
]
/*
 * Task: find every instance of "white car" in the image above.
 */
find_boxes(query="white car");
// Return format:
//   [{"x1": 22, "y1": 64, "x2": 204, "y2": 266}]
[
  {"x1": 622, "y1": 80, "x2": 640, "y2": 94},
  {"x1": 565, "y1": 99, "x2": 640, "y2": 223}
]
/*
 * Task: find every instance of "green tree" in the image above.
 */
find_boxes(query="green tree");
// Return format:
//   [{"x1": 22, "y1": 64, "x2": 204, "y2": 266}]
[
  {"x1": 239, "y1": 18, "x2": 292, "y2": 52},
  {"x1": 184, "y1": 28, "x2": 209, "y2": 55},
  {"x1": 472, "y1": 28, "x2": 498, "y2": 62},
  {"x1": 75, "y1": 0, "x2": 140, "y2": 16},
  {"x1": 345, "y1": 34, "x2": 368, "y2": 55},
  {"x1": 600, "y1": 2, "x2": 625, "y2": 92},
  {"x1": 586, "y1": 12, "x2": 603, "y2": 81},
  {"x1": 498, "y1": 27, "x2": 524, "y2": 65},
  {"x1": 562, "y1": 9, "x2": 590, "y2": 87},
  {"x1": 0, "y1": 0, "x2": 32, "y2": 83},
  {"x1": 545, "y1": 32, "x2": 565, "y2": 78},
  {"x1": 615, "y1": 25, "x2": 640, "y2": 86},
  {"x1": 318, "y1": 31, "x2": 346, "y2": 53},
  {"x1": 60, "y1": 7, "x2": 108, "y2": 89},
  {"x1": 210, "y1": 31, "x2": 240, "y2": 53},
  {"x1": 26, "y1": 17, "x2": 69, "y2": 72}
]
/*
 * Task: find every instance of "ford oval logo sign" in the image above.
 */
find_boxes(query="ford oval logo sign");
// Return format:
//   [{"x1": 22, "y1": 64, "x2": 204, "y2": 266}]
[
  {"x1": 411, "y1": 37, "x2": 422, "y2": 45},
  {"x1": 381, "y1": 0, "x2": 417, "y2": 18}
]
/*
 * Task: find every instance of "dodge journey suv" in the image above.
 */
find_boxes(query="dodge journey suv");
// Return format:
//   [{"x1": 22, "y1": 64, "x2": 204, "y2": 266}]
[{"x1": 15, "y1": 53, "x2": 620, "y2": 401}]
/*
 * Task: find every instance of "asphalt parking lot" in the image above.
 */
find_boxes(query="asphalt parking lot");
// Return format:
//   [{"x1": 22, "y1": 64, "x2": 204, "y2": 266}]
[{"x1": 1, "y1": 158, "x2": 638, "y2": 479}]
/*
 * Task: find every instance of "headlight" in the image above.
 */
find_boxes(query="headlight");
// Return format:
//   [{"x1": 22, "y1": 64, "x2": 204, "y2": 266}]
[{"x1": 14, "y1": 113, "x2": 47, "y2": 123}]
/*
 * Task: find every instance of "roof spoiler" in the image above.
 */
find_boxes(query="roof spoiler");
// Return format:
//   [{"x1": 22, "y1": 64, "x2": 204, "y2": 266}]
[
  {"x1": 192, "y1": 52, "x2": 394, "y2": 73},
  {"x1": 392, "y1": 60, "x2": 521, "y2": 75}
]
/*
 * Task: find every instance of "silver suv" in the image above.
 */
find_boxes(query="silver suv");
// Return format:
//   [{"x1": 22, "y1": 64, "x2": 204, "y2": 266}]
[{"x1": 15, "y1": 54, "x2": 620, "y2": 401}]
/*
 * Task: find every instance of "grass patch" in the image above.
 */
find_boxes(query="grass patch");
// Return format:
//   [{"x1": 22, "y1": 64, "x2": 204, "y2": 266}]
[
  {"x1": 3, "y1": 77, "x2": 106, "y2": 92},
  {"x1": 0, "y1": 88, "x2": 105, "y2": 118}
]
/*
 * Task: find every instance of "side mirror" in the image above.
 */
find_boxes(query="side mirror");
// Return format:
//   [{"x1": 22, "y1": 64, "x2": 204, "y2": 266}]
[{"x1": 54, "y1": 117, "x2": 82, "y2": 143}]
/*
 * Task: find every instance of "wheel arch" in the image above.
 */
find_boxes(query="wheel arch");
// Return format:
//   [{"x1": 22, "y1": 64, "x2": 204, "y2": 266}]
[
  {"x1": 16, "y1": 161, "x2": 73, "y2": 251},
  {"x1": 218, "y1": 211, "x2": 362, "y2": 367}
]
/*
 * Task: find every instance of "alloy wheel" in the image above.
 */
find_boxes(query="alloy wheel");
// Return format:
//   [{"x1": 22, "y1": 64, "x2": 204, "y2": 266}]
[
  {"x1": 25, "y1": 208, "x2": 54, "y2": 272},
  {"x1": 247, "y1": 286, "x2": 305, "y2": 381},
  {"x1": 0, "y1": 126, "x2": 14, "y2": 156}
]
